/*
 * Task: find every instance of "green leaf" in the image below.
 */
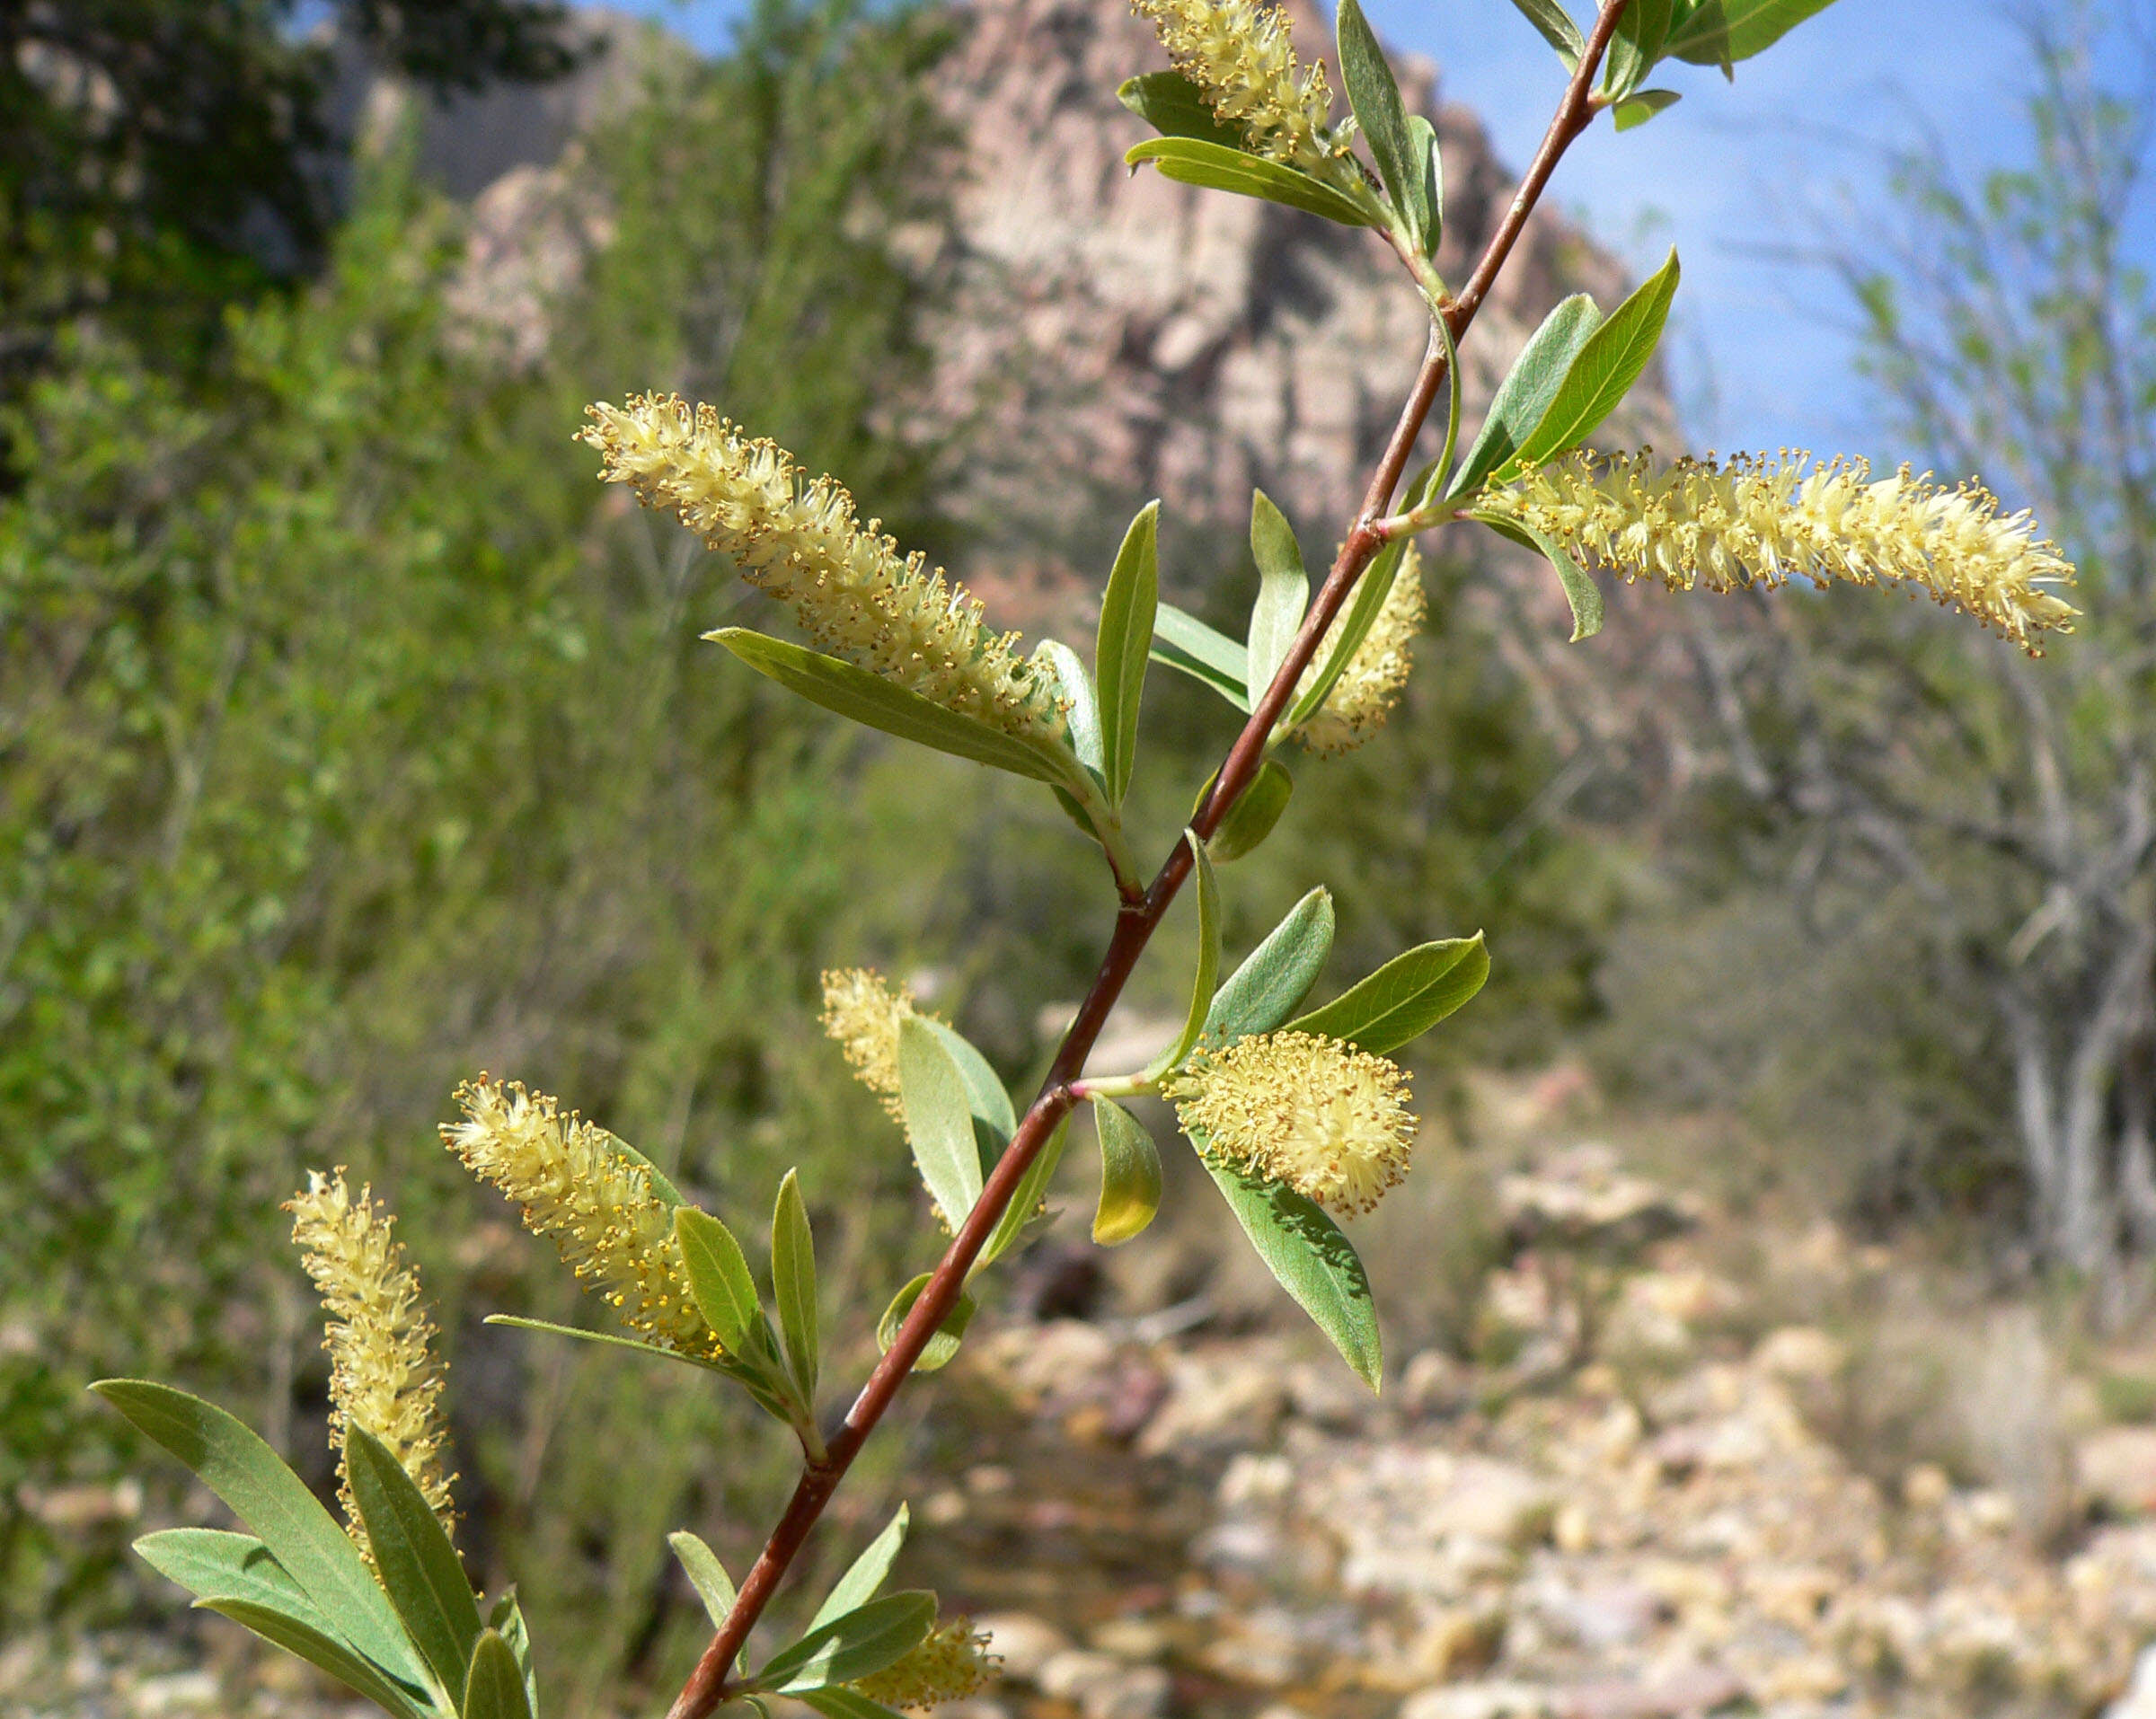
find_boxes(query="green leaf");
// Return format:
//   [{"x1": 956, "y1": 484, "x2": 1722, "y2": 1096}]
[
  {"x1": 772, "y1": 1170, "x2": 820, "y2": 1404},
  {"x1": 757, "y1": 1592, "x2": 939, "y2": 1695},
  {"x1": 136, "y1": 1529, "x2": 342, "y2": 1636},
  {"x1": 1407, "y1": 115, "x2": 1442, "y2": 258},
  {"x1": 482, "y1": 1315, "x2": 724, "y2": 1371},
  {"x1": 808, "y1": 1504, "x2": 909, "y2": 1632},
  {"x1": 673, "y1": 1207, "x2": 763, "y2": 1358},
  {"x1": 1613, "y1": 88, "x2": 1682, "y2": 129},
  {"x1": 1336, "y1": 0, "x2": 1427, "y2": 249},
  {"x1": 1117, "y1": 70, "x2": 1243, "y2": 149},
  {"x1": 463, "y1": 1628, "x2": 534, "y2": 1719},
  {"x1": 667, "y1": 1531, "x2": 738, "y2": 1629},
  {"x1": 1201, "y1": 757, "x2": 1294, "y2": 864},
  {"x1": 876, "y1": 1274, "x2": 976, "y2": 1372},
  {"x1": 1148, "y1": 832, "x2": 1222, "y2": 1078},
  {"x1": 1095, "y1": 500, "x2": 1160, "y2": 807},
  {"x1": 1090, "y1": 1098, "x2": 1163, "y2": 1246},
  {"x1": 1288, "y1": 933, "x2": 1489, "y2": 1053},
  {"x1": 1472, "y1": 509, "x2": 1604, "y2": 641},
  {"x1": 1446, "y1": 295, "x2": 1604, "y2": 500},
  {"x1": 1603, "y1": 0, "x2": 1674, "y2": 97},
  {"x1": 196, "y1": 1599, "x2": 434, "y2": 1719},
  {"x1": 1666, "y1": 0, "x2": 1840, "y2": 65},
  {"x1": 485, "y1": 1590, "x2": 539, "y2": 1719},
  {"x1": 917, "y1": 1018, "x2": 1017, "y2": 1144},
  {"x1": 1245, "y1": 490, "x2": 1310, "y2": 703},
  {"x1": 1126, "y1": 137, "x2": 1375, "y2": 228},
  {"x1": 1512, "y1": 250, "x2": 1681, "y2": 469},
  {"x1": 1033, "y1": 640, "x2": 1104, "y2": 780},
  {"x1": 90, "y1": 1381, "x2": 428, "y2": 1690},
  {"x1": 1151, "y1": 604, "x2": 1251, "y2": 710},
  {"x1": 897, "y1": 1017, "x2": 986, "y2": 1231},
  {"x1": 979, "y1": 1115, "x2": 1070, "y2": 1269},
  {"x1": 346, "y1": 1424, "x2": 482, "y2": 1701},
  {"x1": 1281, "y1": 537, "x2": 1408, "y2": 727},
  {"x1": 706, "y1": 629, "x2": 1069, "y2": 786},
  {"x1": 801, "y1": 1689, "x2": 910, "y2": 1719},
  {"x1": 1197, "y1": 1150, "x2": 1381, "y2": 1388},
  {"x1": 1206, "y1": 886, "x2": 1336, "y2": 1042},
  {"x1": 1506, "y1": 0, "x2": 1585, "y2": 66}
]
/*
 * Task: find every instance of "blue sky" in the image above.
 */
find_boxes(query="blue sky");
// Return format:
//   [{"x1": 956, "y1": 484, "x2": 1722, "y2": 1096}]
[{"x1": 590, "y1": 0, "x2": 2116, "y2": 459}]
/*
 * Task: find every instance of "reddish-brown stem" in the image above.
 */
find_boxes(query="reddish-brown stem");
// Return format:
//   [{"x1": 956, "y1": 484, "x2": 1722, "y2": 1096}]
[{"x1": 665, "y1": 10, "x2": 1630, "y2": 1717}]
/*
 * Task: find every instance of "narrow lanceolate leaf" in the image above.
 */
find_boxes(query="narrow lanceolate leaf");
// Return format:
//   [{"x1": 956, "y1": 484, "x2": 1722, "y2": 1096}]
[
  {"x1": 1245, "y1": 490, "x2": 1310, "y2": 703},
  {"x1": 809, "y1": 1505, "x2": 909, "y2": 1632},
  {"x1": 673, "y1": 1207, "x2": 762, "y2": 1358},
  {"x1": 877, "y1": 1274, "x2": 977, "y2": 1372},
  {"x1": 1034, "y1": 639, "x2": 1104, "y2": 780},
  {"x1": 195, "y1": 1599, "x2": 432, "y2": 1719},
  {"x1": 772, "y1": 1170, "x2": 820, "y2": 1404},
  {"x1": 801, "y1": 1689, "x2": 910, "y2": 1719},
  {"x1": 1666, "y1": 0, "x2": 1841, "y2": 66},
  {"x1": 758, "y1": 1591, "x2": 940, "y2": 1696},
  {"x1": 979, "y1": 1115, "x2": 1070, "y2": 1269},
  {"x1": 1506, "y1": 0, "x2": 1585, "y2": 65},
  {"x1": 1203, "y1": 757, "x2": 1294, "y2": 864},
  {"x1": 483, "y1": 1315, "x2": 725, "y2": 1373},
  {"x1": 463, "y1": 1628, "x2": 535, "y2": 1719},
  {"x1": 1288, "y1": 933, "x2": 1489, "y2": 1054},
  {"x1": 1446, "y1": 295, "x2": 1604, "y2": 499},
  {"x1": 1513, "y1": 250, "x2": 1681, "y2": 470},
  {"x1": 1199, "y1": 1149, "x2": 1382, "y2": 1389},
  {"x1": 1117, "y1": 69, "x2": 1243, "y2": 148},
  {"x1": 708, "y1": 630, "x2": 1068, "y2": 786},
  {"x1": 1613, "y1": 88, "x2": 1682, "y2": 130},
  {"x1": 1095, "y1": 500, "x2": 1160, "y2": 807},
  {"x1": 346, "y1": 1424, "x2": 482, "y2": 1701},
  {"x1": 1148, "y1": 832, "x2": 1223, "y2": 1078},
  {"x1": 601, "y1": 1131, "x2": 684, "y2": 1206},
  {"x1": 1151, "y1": 604, "x2": 1251, "y2": 710},
  {"x1": 919, "y1": 1018, "x2": 1017, "y2": 1143},
  {"x1": 1408, "y1": 114, "x2": 1443, "y2": 257},
  {"x1": 1336, "y1": 0, "x2": 1427, "y2": 248},
  {"x1": 485, "y1": 1590, "x2": 540, "y2": 1719},
  {"x1": 135, "y1": 1529, "x2": 341, "y2": 1638},
  {"x1": 897, "y1": 1016, "x2": 986, "y2": 1231},
  {"x1": 1206, "y1": 886, "x2": 1336, "y2": 1042},
  {"x1": 1126, "y1": 137, "x2": 1376, "y2": 228},
  {"x1": 668, "y1": 1531, "x2": 738, "y2": 1629},
  {"x1": 90, "y1": 1382, "x2": 428, "y2": 1690},
  {"x1": 1091, "y1": 1098, "x2": 1163, "y2": 1246},
  {"x1": 1472, "y1": 510, "x2": 1604, "y2": 642}
]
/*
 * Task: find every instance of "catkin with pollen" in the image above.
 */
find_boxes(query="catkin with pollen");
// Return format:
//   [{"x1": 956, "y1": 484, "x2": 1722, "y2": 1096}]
[
  {"x1": 580, "y1": 395, "x2": 1064, "y2": 738},
  {"x1": 1293, "y1": 543, "x2": 1426, "y2": 755},
  {"x1": 287, "y1": 1171, "x2": 456, "y2": 1563},
  {"x1": 1129, "y1": 0, "x2": 1340, "y2": 172},
  {"x1": 1476, "y1": 448, "x2": 2080, "y2": 654}
]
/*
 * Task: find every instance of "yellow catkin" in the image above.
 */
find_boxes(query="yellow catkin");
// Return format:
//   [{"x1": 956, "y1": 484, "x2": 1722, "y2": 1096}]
[
  {"x1": 1477, "y1": 448, "x2": 2081, "y2": 654},
  {"x1": 286, "y1": 1170, "x2": 456, "y2": 1564},
  {"x1": 1293, "y1": 543, "x2": 1426, "y2": 755},
  {"x1": 1129, "y1": 0, "x2": 1339, "y2": 172},
  {"x1": 579, "y1": 395, "x2": 1063, "y2": 738},
  {"x1": 1171, "y1": 1029, "x2": 1418, "y2": 1214},
  {"x1": 851, "y1": 1619, "x2": 998, "y2": 1710},
  {"x1": 440, "y1": 1077, "x2": 720, "y2": 1361},
  {"x1": 820, "y1": 967, "x2": 926, "y2": 1121}
]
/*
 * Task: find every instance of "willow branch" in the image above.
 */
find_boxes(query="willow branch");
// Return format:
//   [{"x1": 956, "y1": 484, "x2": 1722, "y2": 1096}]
[{"x1": 663, "y1": 10, "x2": 1630, "y2": 1716}]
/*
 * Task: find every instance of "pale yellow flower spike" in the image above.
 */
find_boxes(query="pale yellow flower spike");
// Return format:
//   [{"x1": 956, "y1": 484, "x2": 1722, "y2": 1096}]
[
  {"x1": 1130, "y1": 0, "x2": 1339, "y2": 172},
  {"x1": 579, "y1": 395, "x2": 1063, "y2": 739},
  {"x1": 441, "y1": 1078, "x2": 720, "y2": 1361},
  {"x1": 850, "y1": 1619, "x2": 998, "y2": 1710},
  {"x1": 1172, "y1": 1029, "x2": 1418, "y2": 1215},
  {"x1": 1294, "y1": 542, "x2": 1426, "y2": 755},
  {"x1": 820, "y1": 967, "x2": 924, "y2": 1121},
  {"x1": 287, "y1": 1170, "x2": 456, "y2": 1564},
  {"x1": 1478, "y1": 448, "x2": 2081, "y2": 655}
]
